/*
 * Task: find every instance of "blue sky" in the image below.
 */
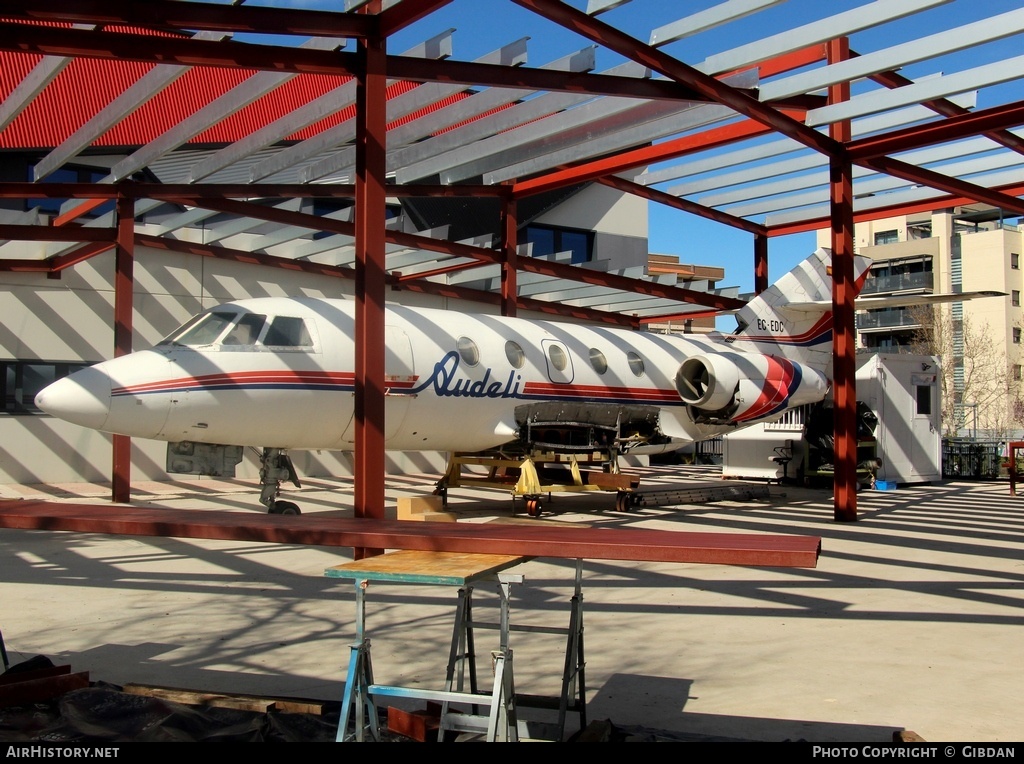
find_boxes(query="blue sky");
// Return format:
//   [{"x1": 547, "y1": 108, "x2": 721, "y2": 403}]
[{"x1": 272, "y1": 0, "x2": 1024, "y2": 297}]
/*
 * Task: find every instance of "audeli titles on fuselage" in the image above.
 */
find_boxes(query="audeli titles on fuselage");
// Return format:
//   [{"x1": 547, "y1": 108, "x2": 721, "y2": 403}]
[{"x1": 410, "y1": 351, "x2": 522, "y2": 399}]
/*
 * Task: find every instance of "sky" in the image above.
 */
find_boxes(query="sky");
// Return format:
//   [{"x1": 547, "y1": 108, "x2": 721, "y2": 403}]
[{"x1": 255, "y1": 0, "x2": 1024, "y2": 298}]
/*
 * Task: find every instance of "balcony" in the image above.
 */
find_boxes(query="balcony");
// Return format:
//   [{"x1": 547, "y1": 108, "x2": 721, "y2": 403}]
[
  {"x1": 860, "y1": 271, "x2": 933, "y2": 295},
  {"x1": 856, "y1": 308, "x2": 923, "y2": 330}
]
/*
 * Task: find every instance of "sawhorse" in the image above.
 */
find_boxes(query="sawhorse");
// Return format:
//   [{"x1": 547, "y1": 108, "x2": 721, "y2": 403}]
[{"x1": 325, "y1": 550, "x2": 585, "y2": 742}]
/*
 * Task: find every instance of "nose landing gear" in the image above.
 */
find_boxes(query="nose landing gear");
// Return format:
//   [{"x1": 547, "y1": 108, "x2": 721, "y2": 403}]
[{"x1": 259, "y1": 447, "x2": 302, "y2": 515}]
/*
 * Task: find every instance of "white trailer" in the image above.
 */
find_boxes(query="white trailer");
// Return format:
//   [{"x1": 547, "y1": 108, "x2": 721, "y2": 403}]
[{"x1": 723, "y1": 353, "x2": 941, "y2": 486}]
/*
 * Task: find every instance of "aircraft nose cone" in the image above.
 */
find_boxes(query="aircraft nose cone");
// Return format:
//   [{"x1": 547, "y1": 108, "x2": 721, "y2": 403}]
[{"x1": 35, "y1": 367, "x2": 112, "y2": 430}]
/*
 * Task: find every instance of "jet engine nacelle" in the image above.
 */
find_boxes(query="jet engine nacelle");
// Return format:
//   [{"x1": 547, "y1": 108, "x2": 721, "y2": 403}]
[{"x1": 674, "y1": 352, "x2": 828, "y2": 425}]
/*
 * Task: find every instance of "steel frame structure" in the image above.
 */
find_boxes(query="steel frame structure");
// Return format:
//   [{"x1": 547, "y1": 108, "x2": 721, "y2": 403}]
[{"x1": 0, "y1": 0, "x2": 1022, "y2": 539}]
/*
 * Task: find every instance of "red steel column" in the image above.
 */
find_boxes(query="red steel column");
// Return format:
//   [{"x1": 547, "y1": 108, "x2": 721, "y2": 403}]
[
  {"x1": 828, "y1": 37, "x2": 858, "y2": 522},
  {"x1": 353, "y1": 29, "x2": 388, "y2": 557},
  {"x1": 753, "y1": 233, "x2": 768, "y2": 294},
  {"x1": 112, "y1": 194, "x2": 134, "y2": 504},
  {"x1": 500, "y1": 197, "x2": 518, "y2": 317}
]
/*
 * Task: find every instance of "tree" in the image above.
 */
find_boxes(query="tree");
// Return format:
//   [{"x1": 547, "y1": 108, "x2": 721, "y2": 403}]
[{"x1": 908, "y1": 304, "x2": 1024, "y2": 438}]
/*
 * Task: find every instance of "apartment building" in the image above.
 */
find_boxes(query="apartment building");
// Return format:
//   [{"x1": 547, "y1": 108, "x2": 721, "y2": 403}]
[{"x1": 817, "y1": 205, "x2": 1024, "y2": 438}]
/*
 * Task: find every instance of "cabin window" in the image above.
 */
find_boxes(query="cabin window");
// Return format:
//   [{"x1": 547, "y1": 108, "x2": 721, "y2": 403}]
[
  {"x1": 627, "y1": 351, "x2": 645, "y2": 377},
  {"x1": 589, "y1": 348, "x2": 608, "y2": 375},
  {"x1": 547, "y1": 344, "x2": 568, "y2": 371},
  {"x1": 504, "y1": 340, "x2": 525, "y2": 369},
  {"x1": 457, "y1": 337, "x2": 480, "y2": 366},
  {"x1": 263, "y1": 316, "x2": 313, "y2": 348}
]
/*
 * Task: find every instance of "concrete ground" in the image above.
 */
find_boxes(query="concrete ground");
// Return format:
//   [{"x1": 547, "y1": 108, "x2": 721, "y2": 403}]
[{"x1": 0, "y1": 465, "x2": 1021, "y2": 743}]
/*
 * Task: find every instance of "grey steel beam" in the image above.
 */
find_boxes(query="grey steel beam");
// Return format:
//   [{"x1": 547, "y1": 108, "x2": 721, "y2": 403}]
[
  {"x1": 248, "y1": 32, "x2": 456, "y2": 183},
  {"x1": 483, "y1": 102, "x2": 736, "y2": 184},
  {"x1": 444, "y1": 72, "x2": 756, "y2": 184},
  {"x1": 697, "y1": 0, "x2": 953, "y2": 76},
  {"x1": 303, "y1": 45, "x2": 596, "y2": 183},
  {"x1": 194, "y1": 32, "x2": 519, "y2": 185},
  {"x1": 395, "y1": 60, "x2": 649, "y2": 183},
  {"x1": 650, "y1": 0, "x2": 786, "y2": 47},
  {"x1": 649, "y1": 95, "x2": 976, "y2": 190},
  {"x1": 696, "y1": 135, "x2": 1012, "y2": 207},
  {"x1": 719, "y1": 153, "x2": 1024, "y2": 219},
  {"x1": 764, "y1": 166, "x2": 1024, "y2": 227},
  {"x1": 759, "y1": 7, "x2": 1024, "y2": 103},
  {"x1": 807, "y1": 56, "x2": 1024, "y2": 126}
]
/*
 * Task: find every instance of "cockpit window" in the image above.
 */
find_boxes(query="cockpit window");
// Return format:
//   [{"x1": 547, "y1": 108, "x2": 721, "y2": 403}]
[
  {"x1": 160, "y1": 311, "x2": 239, "y2": 347},
  {"x1": 222, "y1": 314, "x2": 266, "y2": 346},
  {"x1": 158, "y1": 311, "x2": 313, "y2": 349},
  {"x1": 263, "y1": 316, "x2": 313, "y2": 347}
]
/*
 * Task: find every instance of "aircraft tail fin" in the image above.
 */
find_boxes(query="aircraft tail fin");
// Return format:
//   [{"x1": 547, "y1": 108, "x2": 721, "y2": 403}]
[{"x1": 725, "y1": 247, "x2": 872, "y2": 375}]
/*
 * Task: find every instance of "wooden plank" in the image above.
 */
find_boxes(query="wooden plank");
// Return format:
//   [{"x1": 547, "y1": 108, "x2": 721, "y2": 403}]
[
  {"x1": 122, "y1": 683, "x2": 329, "y2": 715},
  {"x1": 0, "y1": 500, "x2": 821, "y2": 567},
  {"x1": 325, "y1": 550, "x2": 528, "y2": 585}
]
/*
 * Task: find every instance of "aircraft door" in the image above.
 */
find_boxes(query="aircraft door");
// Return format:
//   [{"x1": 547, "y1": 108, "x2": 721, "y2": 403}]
[
  {"x1": 384, "y1": 325, "x2": 415, "y2": 438},
  {"x1": 341, "y1": 325, "x2": 414, "y2": 444},
  {"x1": 541, "y1": 339, "x2": 574, "y2": 384}
]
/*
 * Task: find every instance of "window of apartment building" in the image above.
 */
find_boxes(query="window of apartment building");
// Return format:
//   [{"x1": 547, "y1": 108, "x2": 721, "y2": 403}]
[
  {"x1": 2, "y1": 360, "x2": 94, "y2": 414},
  {"x1": 1013, "y1": 253, "x2": 1020, "y2": 270},
  {"x1": 525, "y1": 224, "x2": 594, "y2": 264},
  {"x1": 1014, "y1": 290, "x2": 1021, "y2": 307},
  {"x1": 873, "y1": 230, "x2": 899, "y2": 245},
  {"x1": 1015, "y1": 365, "x2": 1023, "y2": 382},
  {"x1": 1015, "y1": 328, "x2": 1022, "y2": 344}
]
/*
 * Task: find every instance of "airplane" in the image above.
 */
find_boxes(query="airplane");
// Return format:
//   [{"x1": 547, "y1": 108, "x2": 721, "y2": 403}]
[{"x1": 33, "y1": 247, "x2": 1002, "y2": 516}]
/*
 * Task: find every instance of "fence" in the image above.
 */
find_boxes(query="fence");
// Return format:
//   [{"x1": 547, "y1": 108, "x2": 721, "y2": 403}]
[{"x1": 941, "y1": 438, "x2": 1003, "y2": 479}]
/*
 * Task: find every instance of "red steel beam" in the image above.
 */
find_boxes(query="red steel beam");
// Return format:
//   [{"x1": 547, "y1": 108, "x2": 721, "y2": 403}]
[
  {"x1": 501, "y1": 197, "x2": 518, "y2": 318},
  {"x1": 112, "y1": 196, "x2": 134, "y2": 505},
  {"x1": 598, "y1": 174, "x2": 767, "y2": 236},
  {"x1": 0, "y1": 224, "x2": 114, "y2": 242},
  {"x1": 0, "y1": 23, "x2": 727, "y2": 104},
  {"x1": 861, "y1": 54, "x2": 1024, "y2": 157},
  {"x1": 140, "y1": 233, "x2": 639, "y2": 326},
  {"x1": 135, "y1": 233, "x2": 357, "y2": 279},
  {"x1": 847, "y1": 101, "x2": 1024, "y2": 161},
  {"x1": 828, "y1": 37, "x2": 857, "y2": 523},
  {"x1": 0, "y1": 0, "x2": 377, "y2": 38},
  {"x1": 858, "y1": 154, "x2": 1024, "y2": 217},
  {"x1": 0, "y1": 501, "x2": 821, "y2": 568},
  {"x1": 754, "y1": 234, "x2": 768, "y2": 295},
  {"x1": 379, "y1": 0, "x2": 454, "y2": 37},
  {"x1": 391, "y1": 276, "x2": 641, "y2": 328},
  {"x1": 353, "y1": 31, "x2": 388, "y2": 558}
]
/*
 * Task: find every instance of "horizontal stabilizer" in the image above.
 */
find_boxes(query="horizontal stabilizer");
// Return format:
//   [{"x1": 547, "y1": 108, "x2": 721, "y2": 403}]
[{"x1": 782, "y1": 290, "x2": 1006, "y2": 312}]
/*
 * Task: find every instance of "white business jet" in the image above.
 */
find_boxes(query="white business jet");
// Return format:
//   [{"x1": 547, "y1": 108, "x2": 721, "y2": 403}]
[{"x1": 34, "y1": 248, "x2": 994, "y2": 515}]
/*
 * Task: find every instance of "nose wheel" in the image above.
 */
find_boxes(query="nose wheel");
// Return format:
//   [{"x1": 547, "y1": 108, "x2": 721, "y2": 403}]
[{"x1": 269, "y1": 500, "x2": 301, "y2": 515}]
